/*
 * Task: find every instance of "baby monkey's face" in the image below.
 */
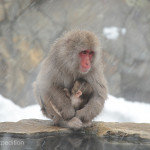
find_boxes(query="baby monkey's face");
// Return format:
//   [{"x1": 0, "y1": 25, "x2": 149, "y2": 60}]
[
  {"x1": 71, "y1": 80, "x2": 88, "y2": 98},
  {"x1": 71, "y1": 79, "x2": 93, "y2": 99}
]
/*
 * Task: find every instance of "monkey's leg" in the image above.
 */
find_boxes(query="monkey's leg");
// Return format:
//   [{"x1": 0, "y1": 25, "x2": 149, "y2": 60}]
[
  {"x1": 38, "y1": 95, "x2": 64, "y2": 125},
  {"x1": 43, "y1": 103, "x2": 73, "y2": 128},
  {"x1": 38, "y1": 92, "x2": 82, "y2": 129},
  {"x1": 47, "y1": 86, "x2": 75, "y2": 120},
  {"x1": 42, "y1": 100, "x2": 82, "y2": 129},
  {"x1": 43, "y1": 101, "x2": 62, "y2": 122}
]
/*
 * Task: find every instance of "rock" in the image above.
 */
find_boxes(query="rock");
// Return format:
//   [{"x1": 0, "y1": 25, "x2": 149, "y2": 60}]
[
  {"x1": 0, "y1": 0, "x2": 150, "y2": 106},
  {"x1": 0, "y1": 119, "x2": 150, "y2": 149},
  {"x1": 0, "y1": 119, "x2": 150, "y2": 143}
]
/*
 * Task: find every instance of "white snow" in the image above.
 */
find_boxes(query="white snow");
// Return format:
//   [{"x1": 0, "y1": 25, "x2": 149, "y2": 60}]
[
  {"x1": 95, "y1": 95, "x2": 150, "y2": 123},
  {"x1": 121, "y1": 28, "x2": 126, "y2": 35},
  {"x1": 0, "y1": 94, "x2": 150, "y2": 123},
  {"x1": 0, "y1": 95, "x2": 46, "y2": 122},
  {"x1": 103, "y1": 27, "x2": 126, "y2": 40}
]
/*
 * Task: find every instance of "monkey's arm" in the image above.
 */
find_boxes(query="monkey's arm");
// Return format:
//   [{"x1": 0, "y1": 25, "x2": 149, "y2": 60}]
[{"x1": 75, "y1": 94, "x2": 105, "y2": 122}]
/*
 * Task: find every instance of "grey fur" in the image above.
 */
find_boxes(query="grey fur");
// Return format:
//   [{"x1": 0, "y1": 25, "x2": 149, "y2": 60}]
[{"x1": 34, "y1": 30, "x2": 108, "y2": 129}]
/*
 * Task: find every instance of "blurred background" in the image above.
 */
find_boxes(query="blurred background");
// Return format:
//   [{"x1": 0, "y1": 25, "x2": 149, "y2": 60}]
[{"x1": 0, "y1": 0, "x2": 150, "y2": 107}]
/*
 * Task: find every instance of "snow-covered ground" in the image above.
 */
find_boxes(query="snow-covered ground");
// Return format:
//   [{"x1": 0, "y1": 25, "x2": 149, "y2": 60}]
[
  {"x1": 94, "y1": 95, "x2": 150, "y2": 123},
  {"x1": 0, "y1": 95, "x2": 46, "y2": 122},
  {"x1": 0, "y1": 94, "x2": 150, "y2": 123}
]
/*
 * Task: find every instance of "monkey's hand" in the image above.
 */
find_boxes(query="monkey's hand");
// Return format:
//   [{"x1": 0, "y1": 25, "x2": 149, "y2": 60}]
[
  {"x1": 68, "y1": 117, "x2": 83, "y2": 129},
  {"x1": 75, "y1": 96, "x2": 104, "y2": 122},
  {"x1": 61, "y1": 106, "x2": 75, "y2": 120}
]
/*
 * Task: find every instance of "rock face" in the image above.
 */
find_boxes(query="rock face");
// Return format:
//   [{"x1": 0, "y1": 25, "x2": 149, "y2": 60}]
[
  {"x1": 0, "y1": 0, "x2": 150, "y2": 106},
  {"x1": 0, "y1": 119, "x2": 150, "y2": 150},
  {"x1": 0, "y1": 119, "x2": 150, "y2": 141}
]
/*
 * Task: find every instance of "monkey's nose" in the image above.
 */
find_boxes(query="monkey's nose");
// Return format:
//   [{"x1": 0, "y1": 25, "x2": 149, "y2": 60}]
[
  {"x1": 83, "y1": 60, "x2": 90, "y2": 68},
  {"x1": 86, "y1": 59, "x2": 90, "y2": 66},
  {"x1": 86, "y1": 62, "x2": 90, "y2": 66}
]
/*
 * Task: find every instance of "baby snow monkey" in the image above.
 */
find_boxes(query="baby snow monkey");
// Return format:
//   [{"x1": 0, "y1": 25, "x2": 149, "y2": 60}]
[{"x1": 64, "y1": 78, "x2": 93, "y2": 110}]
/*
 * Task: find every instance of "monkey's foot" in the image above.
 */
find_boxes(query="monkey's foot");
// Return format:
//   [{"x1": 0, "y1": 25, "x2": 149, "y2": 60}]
[
  {"x1": 67, "y1": 117, "x2": 83, "y2": 129},
  {"x1": 82, "y1": 121, "x2": 93, "y2": 128}
]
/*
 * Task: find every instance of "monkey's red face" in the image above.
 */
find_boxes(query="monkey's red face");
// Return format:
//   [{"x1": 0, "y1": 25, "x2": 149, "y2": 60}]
[{"x1": 79, "y1": 50, "x2": 94, "y2": 73}]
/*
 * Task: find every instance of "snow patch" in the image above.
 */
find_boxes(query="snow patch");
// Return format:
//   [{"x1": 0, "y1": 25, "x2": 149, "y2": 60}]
[
  {"x1": 103, "y1": 27, "x2": 126, "y2": 40},
  {"x1": 94, "y1": 95, "x2": 150, "y2": 123},
  {"x1": 0, "y1": 95, "x2": 46, "y2": 122},
  {"x1": 0, "y1": 94, "x2": 150, "y2": 123}
]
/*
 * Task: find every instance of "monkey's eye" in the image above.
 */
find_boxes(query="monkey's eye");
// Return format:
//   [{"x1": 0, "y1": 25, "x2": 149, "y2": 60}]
[
  {"x1": 82, "y1": 51, "x2": 87, "y2": 54},
  {"x1": 89, "y1": 51, "x2": 94, "y2": 55},
  {"x1": 82, "y1": 50, "x2": 87, "y2": 54}
]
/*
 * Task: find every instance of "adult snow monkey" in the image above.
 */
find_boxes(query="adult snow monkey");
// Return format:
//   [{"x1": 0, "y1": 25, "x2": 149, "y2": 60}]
[{"x1": 34, "y1": 30, "x2": 108, "y2": 129}]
